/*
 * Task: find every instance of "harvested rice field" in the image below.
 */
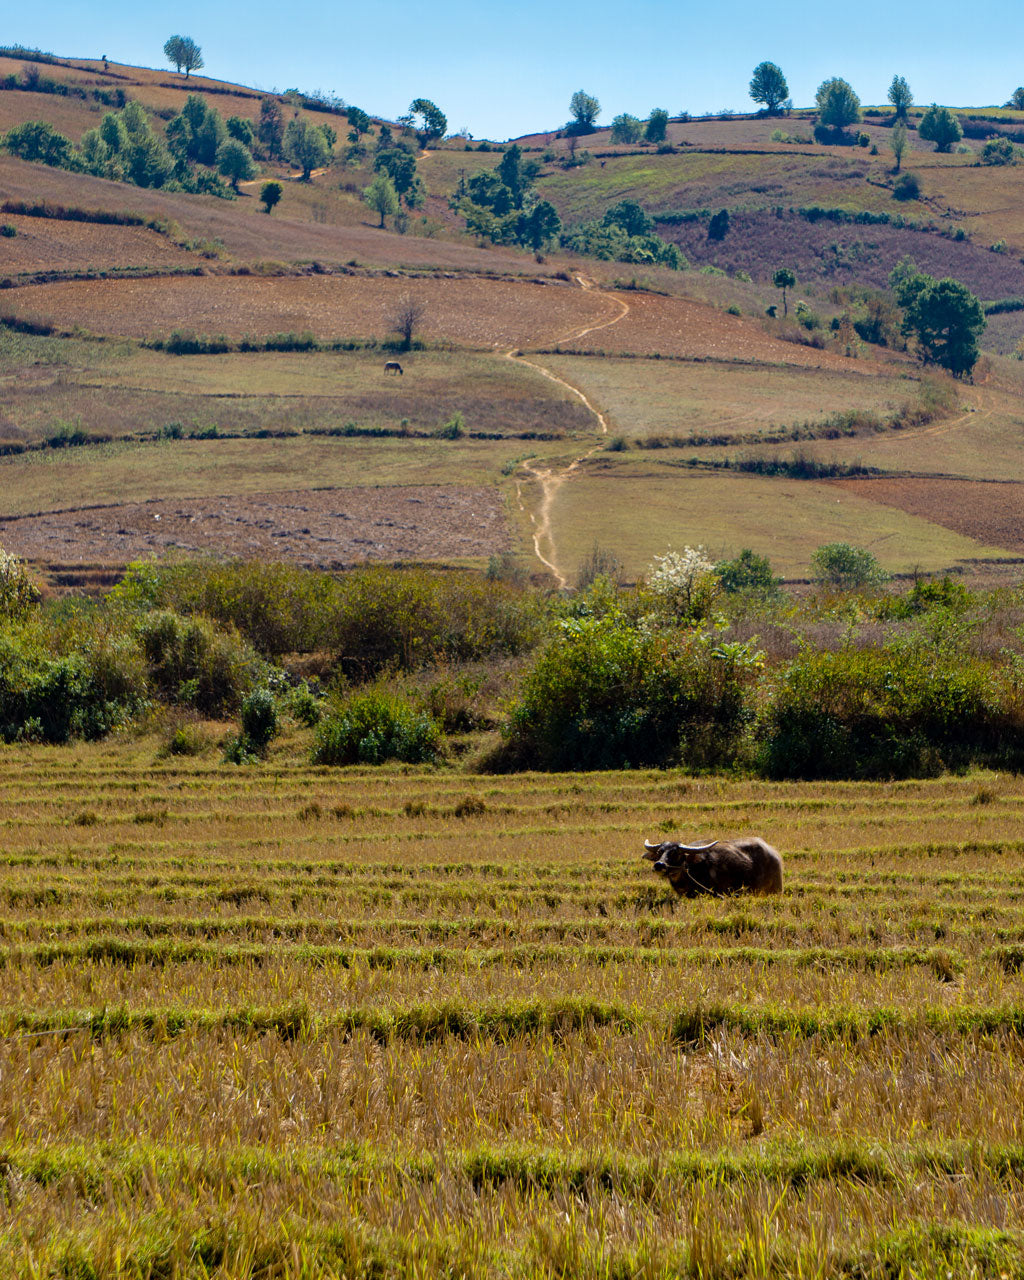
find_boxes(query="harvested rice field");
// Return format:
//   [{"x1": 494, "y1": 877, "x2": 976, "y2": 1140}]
[{"x1": 1, "y1": 743, "x2": 1024, "y2": 1276}]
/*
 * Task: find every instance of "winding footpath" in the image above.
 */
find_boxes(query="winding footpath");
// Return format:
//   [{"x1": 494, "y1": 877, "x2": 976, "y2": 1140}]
[{"x1": 507, "y1": 276, "x2": 630, "y2": 587}]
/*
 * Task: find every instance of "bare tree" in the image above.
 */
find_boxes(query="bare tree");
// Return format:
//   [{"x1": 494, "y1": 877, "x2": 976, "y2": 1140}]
[{"x1": 388, "y1": 295, "x2": 426, "y2": 351}]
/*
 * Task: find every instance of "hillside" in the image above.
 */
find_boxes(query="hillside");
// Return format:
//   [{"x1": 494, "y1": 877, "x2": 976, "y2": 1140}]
[{"x1": 2, "y1": 51, "x2": 1024, "y2": 588}]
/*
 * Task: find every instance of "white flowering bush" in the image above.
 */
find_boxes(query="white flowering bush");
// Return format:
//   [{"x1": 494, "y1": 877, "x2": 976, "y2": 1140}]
[
  {"x1": 644, "y1": 546, "x2": 720, "y2": 623},
  {"x1": 0, "y1": 547, "x2": 40, "y2": 622}
]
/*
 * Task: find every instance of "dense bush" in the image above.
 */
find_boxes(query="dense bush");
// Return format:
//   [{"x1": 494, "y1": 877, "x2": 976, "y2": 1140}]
[
  {"x1": 760, "y1": 644, "x2": 1023, "y2": 778},
  {"x1": 716, "y1": 549, "x2": 781, "y2": 598},
  {"x1": 811, "y1": 543, "x2": 888, "y2": 591},
  {"x1": 136, "y1": 610, "x2": 262, "y2": 716},
  {"x1": 312, "y1": 689, "x2": 440, "y2": 765},
  {"x1": 0, "y1": 622, "x2": 146, "y2": 743},
  {"x1": 492, "y1": 618, "x2": 759, "y2": 771}
]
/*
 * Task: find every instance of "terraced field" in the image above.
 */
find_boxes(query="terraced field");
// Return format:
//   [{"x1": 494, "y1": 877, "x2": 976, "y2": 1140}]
[{"x1": 2, "y1": 744, "x2": 1024, "y2": 1275}]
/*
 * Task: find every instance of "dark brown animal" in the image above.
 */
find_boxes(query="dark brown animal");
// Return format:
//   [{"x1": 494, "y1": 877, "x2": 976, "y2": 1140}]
[
  {"x1": 642, "y1": 837, "x2": 783, "y2": 897},
  {"x1": 383, "y1": 360, "x2": 403, "y2": 375}
]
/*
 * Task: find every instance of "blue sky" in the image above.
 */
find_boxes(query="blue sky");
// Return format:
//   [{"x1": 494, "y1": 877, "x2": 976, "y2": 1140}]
[{"x1": 18, "y1": 1, "x2": 1024, "y2": 139}]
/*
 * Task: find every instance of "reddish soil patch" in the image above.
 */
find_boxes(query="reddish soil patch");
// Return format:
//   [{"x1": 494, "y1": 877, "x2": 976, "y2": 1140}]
[
  {"x1": 0, "y1": 486, "x2": 509, "y2": 569},
  {"x1": 580, "y1": 291, "x2": 881, "y2": 372},
  {"x1": 829, "y1": 477, "x2": 1024, "y2": 552},
  {"x1": 4, "y1": 273, "x2": 610, "y2": 347},
  {"x1": 0, "y1": 214, "x2": 198, "y2": 277}
]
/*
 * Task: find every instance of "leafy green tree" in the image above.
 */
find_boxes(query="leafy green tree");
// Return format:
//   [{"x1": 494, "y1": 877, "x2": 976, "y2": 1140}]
[
  {"x1": 602, "y1": 199, "x2": 652, "y2": 236},
  {"x1": 363, "y1": 172, "x2": 399, "y2": 227},
  {"x1": 166, "y1": 34, "x2": 203, "y2": 77},
  {"x1": 284, "y1": 117, "x2": 331, "y2": 179},
  {"x1": 888, "y1": 75, "x2": 913, "y2": 120},
  {"x1": 163, "y1": 35, "x2": 185, "y2": 73},
  {"x1": 889, "y1": 120, "x2": 909, "y2": 172},
  {"x1": 217, "y1": 139, "x2": 256, "y2": 190},
  {"x1": 568, "y1": 89, "x2": 601, "y2": 134},
  {"x1": 3, "y1": 120, "x2": 72, "y2": 165},
  {"x1": 889, "y1": 261, "x2": 985, "y2": 378},
  {"x1": 645, "y1": 108, "x2": 669, "y2": 144},
  {"x1": 226, "y1": 116, "x2": 255, "y2": 149},
  {"x1": 79, "y1": 128, "x2": 110, "y2": 175},
  {"x1": 374, "y1": 147, "x2": 422, "y2": 207},
  {"x1": 408, "y1": 98, "x2": 446, "y2": 148},
  {"x1": 918, "y1": 104, "x2": 963, "y2": 152},
  {"x1": 346, "y1": 106, "x2": 371, "y2": 138},
  {"x1": 260, "y1": 180, "x2": 282, "y2": 214},
  {"x1": 522, "y1": 200, "x2": 561, "y2": 250},
  {"x1": 168, "y1": 95, "x2": 225, "y2": 166},
  {"x1": 982, "y1": 135, "x2": 1016, "y2": 165},
  {"x1": 749, "y1": 61, "x2": 789, "y2": 115},
  {"x1": 815, "y1": 77, "x2": 861, "y2": 130},
  {"x1": 707, "y1": 208, "x2": 730, "y2": 240},
  {"x1": 257, "y1": 98, "x2": 284, "y2": 158},
  {"x1": 0, "y1": 547, "x2": 40, "y2": 621},
  {"x1": 497, "y1": 143, "x2": 539, "y2": 209},
  {"x1": 1005, "y1": 87, "x2": 1024, "y2": 110},
  {"x1": 772, "y1": 266, "x2": 796, "y2": 316},
  {"x1": 610, "y1": 113, "x2": 643, "y2": 144}
]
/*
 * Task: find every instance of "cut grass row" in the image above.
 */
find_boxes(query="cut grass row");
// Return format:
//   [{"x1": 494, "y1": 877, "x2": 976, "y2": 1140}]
[{"x1": 6, "y1": 997, "x2": 1024, "y2": 1042}]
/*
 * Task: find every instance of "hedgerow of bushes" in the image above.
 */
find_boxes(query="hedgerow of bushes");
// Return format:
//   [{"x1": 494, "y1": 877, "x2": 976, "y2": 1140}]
[{"x1": 3, "y1": 546, "x2": 1024, "y2": 776}]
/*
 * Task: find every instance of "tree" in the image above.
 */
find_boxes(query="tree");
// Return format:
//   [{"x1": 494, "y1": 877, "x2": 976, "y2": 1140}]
[
  {"x1": 707, "y1": 208, "x2": 730, "y2": 240},
  {"x1": 408, "y1": 98, "x2": 446, "y2": 149},
  {"x1": 346, "y1": 106, "x2": 371, "y2": 138},
  {"x1": 815, "y1": 77, "x2": 861, "y2": 131},
  {"x1": 982, "y1": 136, "x2": 1016, "y2": 165},
  {"x1": 888, "y1": 75, "x2": 913, "y2": 120},
  {"x1": 890, "y1": 262, "x2": 985, "y2": 378},
  {"x1": 918, "y1": 104, "x2": 962, "y2": 153},
  {"x1": 498, "y1": 143, "x2": 539, "y2": 209},
  {"x1": 388, "y1": 294, "x2": 426, "y2": 350},
  {"x1": 568, "y1": 90, "x2": 601, "y2": 134},
  {"x1": 889, "y1": 120, "x2": 909, "y2": 172},
  {"x1": 260, "y1": 180, "x2": 282, "y2": 214},
  {"x1": 216, "y1": 139, "x2": 256, "y2": 191},
  {"x1": 602, "y1": 199, "x2": 652, "y2": 236},
  {"x1": 363, "y1": 173, "x2": 399, "y2": 227},
  {"x1": 3, "y1": 120, "x2": 73, "y2": 166},
  {"x1": 610, "y1": 113, "x2": 643, "y2": 144},
  {"x1": 645, "y1": 108, "x2": 669, "y2": 144},
  {"x1": 163, "y1": 35, "x2": 185, "y2": 74},
  {"x1": 749, "y1": 62, "x2": 789, "y2": 115},
  {"x1": 1005, "y1": 87, "x2": 1024, "y2": 110},
  {"x1": 226, "y1": 116, "x2": 255, "y2": 149},
  {"x1": 166, "y1": 35, "x2": 203, "y2": 77},
  {"x1": 283, "y1": 117, "x2": 331, "y2": 179},
  {"x1": 257, "y1": 98, "x2": 284, "y2": 158},
  {"x1": 522, "y1": 200, "x2": 561, "y2": 250},
  {"x1": 716, "y1": 548, "x2": 780, "y2": 597},
  {"x1": 772, "y1": 267, "x2": 796, "y2": 317}
]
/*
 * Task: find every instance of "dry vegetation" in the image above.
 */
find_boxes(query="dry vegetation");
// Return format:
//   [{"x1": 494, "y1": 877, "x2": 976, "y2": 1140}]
[{"x1": 1, "y1": 745, "x2": 1024, "y2": 1275}]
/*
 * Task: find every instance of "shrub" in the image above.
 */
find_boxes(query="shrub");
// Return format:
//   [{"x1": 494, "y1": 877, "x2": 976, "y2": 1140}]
[
  {"x1": 136, "y1": 610, "x2": 262, "y2": 716},
  {"x1": 312, "y1": 689, "x2": 440, "y2": 765},
  {"x1": 0, "y1": 224, "x2": 14, "y2": 237},
  {"x1": 492, "y1": 618, "x2": 758, "y2": 771},
  {"x1": 892, "y1": 172, "x2": 921, "y2": 201},
  {"x1": 981, "y1": 136, "x2": 1016, "y2": 165},
  {"x1": 240, "y1": 686, "x2": 278, "y2": 752},
  {"x1": 811, "y1": 543, "x2": 888, "y2": 591},
  {"x1": 716, "y1": 549, "x2": 781, "y2": 597},
  {"x1": 0, "y1": 547, "x2": 40, "y2": 621},
  {"x1": 289, "y1": 682, "x2": 323, "y2": 726},
  {"x1": 760, "y1": 645, "x2": 1023, "y2": 779}
]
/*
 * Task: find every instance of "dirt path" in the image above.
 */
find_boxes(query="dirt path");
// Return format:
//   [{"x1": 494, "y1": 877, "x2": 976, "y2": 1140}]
[{"x1": 507, "y1": 276, "x2": 630, "y2": 587}]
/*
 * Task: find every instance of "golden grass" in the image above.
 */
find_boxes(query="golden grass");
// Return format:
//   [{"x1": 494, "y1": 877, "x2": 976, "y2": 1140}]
[
  {"x1": 2, "y1": 743, "x2": 1024, "y2": 1273},
  {"x1": 543, "y1": 467, "x2": 1014, "y2": 579}
]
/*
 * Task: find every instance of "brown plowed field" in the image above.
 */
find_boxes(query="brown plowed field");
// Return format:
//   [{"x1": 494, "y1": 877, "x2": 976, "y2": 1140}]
[
  {"x1": 0, "y1": 158, "x2": 557, "y2": 273},
  {"x1": 829, "y1": 476, "x2": 1024, "y2": 552},
  {"x1": 0, "y1": 214, "x2": 199, "y2": 276},
  {"x1": 0, "y1": 485, "x2": 508, "y2": 568},
  {"x1": 3, "y1": 274, "x2": 610, "y2": 346}
]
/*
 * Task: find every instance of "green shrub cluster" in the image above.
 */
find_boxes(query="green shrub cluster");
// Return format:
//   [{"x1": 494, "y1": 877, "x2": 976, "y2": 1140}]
[
  {"x1": 312, "y1": 689, "x2": 440, "y2": 765},
  {"x1": 760, "y1": 644, "x2": 1022, "y2": 779},
  {"x1": 136, "y1": 611, "x2": 263, "y2": 717}
]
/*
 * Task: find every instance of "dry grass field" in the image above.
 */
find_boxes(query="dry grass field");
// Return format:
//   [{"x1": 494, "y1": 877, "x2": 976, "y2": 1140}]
[{"x1": 1, "y1": 742, "x2": 1024, "y2": 1275}]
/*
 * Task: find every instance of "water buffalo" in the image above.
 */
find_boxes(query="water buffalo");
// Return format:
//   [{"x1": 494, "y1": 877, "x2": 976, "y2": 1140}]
[{"x1": 642, "y1": 837, "x2": 783, "y2": 897}]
